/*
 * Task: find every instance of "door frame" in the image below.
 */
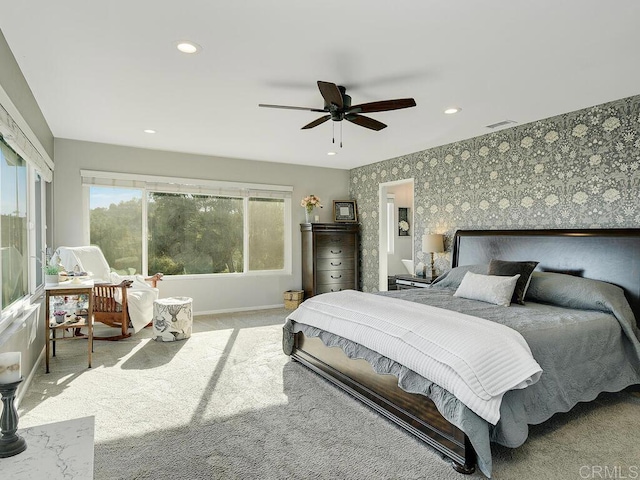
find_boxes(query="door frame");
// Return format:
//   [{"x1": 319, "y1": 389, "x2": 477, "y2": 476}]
[{"x1": 378, "y1": 178, "x2": 414, "y2": 291}]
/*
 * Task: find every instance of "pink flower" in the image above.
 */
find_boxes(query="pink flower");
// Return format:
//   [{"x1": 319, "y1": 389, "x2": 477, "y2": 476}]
[{"x1": 301, "y1": 195, "x2": 323, "y2": 212}]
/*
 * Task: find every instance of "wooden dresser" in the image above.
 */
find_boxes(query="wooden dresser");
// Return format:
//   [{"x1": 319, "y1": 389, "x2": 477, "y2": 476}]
[{"x1": 301, "y1": 223, "x2": 359, "y2": 298}]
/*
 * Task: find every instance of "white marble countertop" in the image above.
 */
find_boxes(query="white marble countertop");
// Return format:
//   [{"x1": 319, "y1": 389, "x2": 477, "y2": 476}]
[{"x1": 0, "y1": 416, "x2": 94, "y2": 479}]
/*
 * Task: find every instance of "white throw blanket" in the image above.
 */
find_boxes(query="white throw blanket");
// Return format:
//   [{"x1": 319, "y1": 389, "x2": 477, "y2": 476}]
[
  {"x1": 51, "y1": 246, "x2": 111, "y2": 281},
  {"x1": 109, "y1": 272, "x2": 159, "y2": 333},
  {"x1": 287, "y1": 290, "x2": 542, "y2": 424},
  {"x1": 51, "y1": 246, "x2": 158, "y2": 334}
]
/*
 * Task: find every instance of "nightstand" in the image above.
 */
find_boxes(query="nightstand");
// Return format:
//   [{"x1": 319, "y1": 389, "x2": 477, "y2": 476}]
[{"x1": 395, "y1": 274, "x2": 433, "y2": 289}]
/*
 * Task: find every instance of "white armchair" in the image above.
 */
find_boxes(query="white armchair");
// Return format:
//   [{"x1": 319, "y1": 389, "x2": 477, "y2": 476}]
[{"x1": 51, "y1": 246, "x2": 162, "y2": 339}]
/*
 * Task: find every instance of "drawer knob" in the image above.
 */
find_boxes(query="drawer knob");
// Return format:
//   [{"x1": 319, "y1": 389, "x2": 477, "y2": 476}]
[
  {"x1": 331, "y1": 274, "x2": 342, "y2": 279},
  {"x1": 331, "y1": 262, "x2": 342, "y2": 266},
  {"x1": 331, "y1": 250, "x2": 342, "y2": 254}
]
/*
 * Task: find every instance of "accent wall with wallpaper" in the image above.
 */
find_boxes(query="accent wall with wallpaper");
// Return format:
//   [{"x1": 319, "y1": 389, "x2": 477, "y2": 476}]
[{"x1": 350, "y1": 95, "x2": 640, "y2": 292}]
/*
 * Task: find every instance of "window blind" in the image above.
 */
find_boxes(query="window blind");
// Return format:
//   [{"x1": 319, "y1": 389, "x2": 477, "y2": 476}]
[
  {"x1": 80, "y1": 170, "x2": 292, "y2": 199},
  {"x1": 0, "y1": 102, "x2": 53, "y2": 182}
]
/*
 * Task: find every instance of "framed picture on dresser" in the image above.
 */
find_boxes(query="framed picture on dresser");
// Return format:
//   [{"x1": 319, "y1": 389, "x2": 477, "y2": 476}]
[{"x1": 333, "y1": 200, "x2": 358, "y2": 223}]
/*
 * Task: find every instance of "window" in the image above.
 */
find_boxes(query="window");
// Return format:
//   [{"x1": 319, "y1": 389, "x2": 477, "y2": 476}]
[
  {"x1": 248, "y1": 198, "x2": 284, "y2": 270},
  {"x1": 89, "y1": 187, "x2": 142, "y2": 274},
  {"x1": 1, "y1": 139, "x2": 28, "y2": 309},
  {"x1": 386, "y1": 194, "x2": 395, "y2": 254},
  {"x1": 0, "y1": 99, "x2": 52, "y2": 333},
  {"x1": 148, "y1": 193, "x2": 244, "y2": 275},
  {"x1": 85, "y1": 171, "x2": 292, "y2": 276},
  {"x1": 32, "y1": 172, "x2": 44, "y2": 289}
]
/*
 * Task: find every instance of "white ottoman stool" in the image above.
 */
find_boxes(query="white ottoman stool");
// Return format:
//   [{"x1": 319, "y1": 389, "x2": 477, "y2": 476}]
[{"x1": 152, "y1": 297, "x2": 193, "y2": 342}]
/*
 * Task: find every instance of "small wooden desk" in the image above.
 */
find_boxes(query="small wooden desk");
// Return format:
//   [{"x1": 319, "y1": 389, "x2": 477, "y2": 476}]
[{"x1": 44, "y1": 280, "x2": 94, "y2": 373}]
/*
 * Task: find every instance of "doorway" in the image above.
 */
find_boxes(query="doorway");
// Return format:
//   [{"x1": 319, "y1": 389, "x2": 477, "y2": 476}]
[{"x1": 378, "y1": 178, "x2": 414, "y2": 291}]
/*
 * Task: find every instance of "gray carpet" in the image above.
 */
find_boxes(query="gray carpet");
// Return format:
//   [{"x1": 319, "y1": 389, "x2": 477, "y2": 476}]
[{"x1": 18, "y1": 308, "x2": 640, "y2": 480}]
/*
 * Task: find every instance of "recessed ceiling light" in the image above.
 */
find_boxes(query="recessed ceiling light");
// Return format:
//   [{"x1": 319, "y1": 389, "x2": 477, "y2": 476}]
[
  {"x1": 327, "y1": 152, "x2": 337, "y2": 156},
  {"x1": 144, "y1": 129, "x2": 156, "y2": 134},
  {"x1": 444, "y1": 107, "x2": 461, "y2": 115},
  {"x1": 176, "y1": 41, "x2": 201, "y2": 54}
]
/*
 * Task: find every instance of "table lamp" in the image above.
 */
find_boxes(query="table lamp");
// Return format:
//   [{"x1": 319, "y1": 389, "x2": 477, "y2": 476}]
[{"x1": 422, "y1": 234, "x2": 444, "y2": 279}]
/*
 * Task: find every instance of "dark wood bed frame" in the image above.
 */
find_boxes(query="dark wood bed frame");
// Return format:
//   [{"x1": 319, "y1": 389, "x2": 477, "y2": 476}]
[{"x1": 290, "y1": 229, "x2": 640, "y2": 474}]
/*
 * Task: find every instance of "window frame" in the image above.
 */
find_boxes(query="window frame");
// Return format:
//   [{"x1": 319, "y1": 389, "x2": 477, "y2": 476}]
[
  {"x1": 82, "y1": 171, "x2": 293, "y2": 278},
  {"x1": 0, "y1": 138, "x2": 46, "y2": 335}
]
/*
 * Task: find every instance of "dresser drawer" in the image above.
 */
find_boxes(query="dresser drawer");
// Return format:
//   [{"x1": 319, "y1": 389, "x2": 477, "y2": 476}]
[
  {"x1": 316, "y1": 245, "x2": 355, "y2": 259},
  {"x1": 316, "y1": 270, "x2": 355, "y2": 285},
  {"x1": 316, "y1": 233, "x2": 355, "y2": 248},
  {"x1": 316, "y1": 257, "x2": 355, "y2": 271},
  {"x1": 316, "y1": 283, "x2": 355, "y2": 294}
]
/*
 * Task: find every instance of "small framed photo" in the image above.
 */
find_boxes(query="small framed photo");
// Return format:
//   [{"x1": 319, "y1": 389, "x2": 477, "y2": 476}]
[{"x1": 333, "y1": 200, "x2": 358, "y2": 223}]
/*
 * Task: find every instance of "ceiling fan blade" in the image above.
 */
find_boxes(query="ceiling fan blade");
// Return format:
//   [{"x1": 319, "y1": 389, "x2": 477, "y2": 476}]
[
  {"x1": 301, "y1": 115, "x2": 331, "y2": 130},
  {"x1": 317, "y1": 81, "x2": 343, "y2": 108},
  {"x1": 347, "y1": 98, "x2": 416, "y2": 114},
  {"x1": 346, "y1": 114, "x2": 387, "y2": 131},
  {"x1": 259, "y1": 104, "x2": 327, "y2": 113}
]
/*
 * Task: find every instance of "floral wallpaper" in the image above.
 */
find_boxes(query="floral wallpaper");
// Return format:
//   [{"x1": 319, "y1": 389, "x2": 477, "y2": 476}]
[{"x1": 350, "y1": 95, "x2": 640, "y2": 292}]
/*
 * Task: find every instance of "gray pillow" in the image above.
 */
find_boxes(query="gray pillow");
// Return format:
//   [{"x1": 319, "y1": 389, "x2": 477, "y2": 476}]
[
  {"x1": 453, "y1": 271, "x2": 521, "y2": 306},
  {"x1": 430, "y1": 264, "x2": 488, "y2": 289},
  {"x1": 526, "y1": 271, "x2": 623, "y2": 311},
  {"x1": 488, "y1": 259, "x2": 539, "y2": 305},
  {"x1": 526, "y1": 272, "x2": 640, "y2": 349}
]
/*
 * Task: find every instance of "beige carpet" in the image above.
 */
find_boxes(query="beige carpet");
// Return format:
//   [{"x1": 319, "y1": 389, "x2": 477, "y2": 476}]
[{"x1": 17, "y1": 308, "x2": 640, "y2": 479}]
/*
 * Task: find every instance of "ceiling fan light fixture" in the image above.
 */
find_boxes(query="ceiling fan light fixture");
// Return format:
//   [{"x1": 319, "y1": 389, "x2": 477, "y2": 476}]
[
  {"x1": 176, "y1": 41, "x2": 201, "y2": 54},
  {"x1": 444, "y1": 107, "x2": 461, "y2": 115},
  {"x1": 259, "y1": 80, "x2": 415, "y2": 136}
]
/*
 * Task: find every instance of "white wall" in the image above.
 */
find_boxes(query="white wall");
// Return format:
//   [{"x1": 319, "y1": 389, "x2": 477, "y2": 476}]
[{"x1": 53, "y1": 139, "x2": 351, "y2": 314}]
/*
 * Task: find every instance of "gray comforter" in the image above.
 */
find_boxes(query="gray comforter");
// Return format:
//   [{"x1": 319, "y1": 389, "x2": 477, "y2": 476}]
[{"x1": 283, "y1": 270, "x2": 640, "y2": 477}]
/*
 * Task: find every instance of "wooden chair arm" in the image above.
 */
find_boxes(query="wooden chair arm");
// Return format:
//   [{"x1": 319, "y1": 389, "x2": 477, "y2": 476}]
[
  {"x1": 145, "y1": 273, "x2": 163, "y2": 288},
  {"x1": 95, "y1": 280, "x2": 133, "y2": 288}
]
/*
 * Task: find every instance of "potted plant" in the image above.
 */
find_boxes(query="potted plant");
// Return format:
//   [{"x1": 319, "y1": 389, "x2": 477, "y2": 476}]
[
  {"x1": 44, "y1": 264, "x2": 60, "y2": 285},
  {"x1": 53, "y1": 310, "x2": 66, "y2": 324}
]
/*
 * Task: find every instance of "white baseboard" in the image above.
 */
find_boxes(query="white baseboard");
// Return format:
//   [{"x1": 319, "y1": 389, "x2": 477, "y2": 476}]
[
  {"x1": 194, "y1": 304, "x2": 285, "y2": 316},
  {"x1": 16, "y1": 346, "x2": 45, "y2": 409}
]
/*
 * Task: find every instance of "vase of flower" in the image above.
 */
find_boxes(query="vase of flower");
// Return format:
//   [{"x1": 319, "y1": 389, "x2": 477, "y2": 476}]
[
  {"x1": 53, "y1": 311, "x2": 66, "y2": 324},
  {"x1": 301, "y1": 194, "x2": 322, "y2": 223}
]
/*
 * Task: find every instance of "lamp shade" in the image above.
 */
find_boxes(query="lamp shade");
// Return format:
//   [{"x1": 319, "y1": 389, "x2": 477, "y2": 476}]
[{"x1": 422, "y1": 234, "x2": 444, "y2": 253}]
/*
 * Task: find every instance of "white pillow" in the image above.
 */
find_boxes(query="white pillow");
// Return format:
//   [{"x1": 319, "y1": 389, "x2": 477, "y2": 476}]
[{"x1": 453, "y1": 271, "x2": 521, "y2": 307}]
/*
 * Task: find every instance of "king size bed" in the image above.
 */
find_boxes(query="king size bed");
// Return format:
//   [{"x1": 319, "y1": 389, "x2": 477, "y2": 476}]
[{"x1": 283, "y1": 229, "x2": 640, "y2": 477}]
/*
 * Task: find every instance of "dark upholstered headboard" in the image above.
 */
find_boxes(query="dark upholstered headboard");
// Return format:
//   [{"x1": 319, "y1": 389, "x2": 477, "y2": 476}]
[{"x1": 451, "y1": 229, "x2": 640, "y2": 324}]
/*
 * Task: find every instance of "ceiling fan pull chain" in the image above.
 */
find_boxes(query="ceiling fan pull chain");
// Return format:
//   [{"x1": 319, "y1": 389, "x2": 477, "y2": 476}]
[
  {"x1": 340, "y1": 121, "x2": 343, "y2": 148},
  {"x1": 332, "y1": 122, "x2": 335, "y2": 144}
]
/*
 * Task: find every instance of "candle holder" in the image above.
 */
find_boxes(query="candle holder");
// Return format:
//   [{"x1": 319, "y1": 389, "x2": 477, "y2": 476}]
[{"x1": 0, "y1": 377, "x2": 27, "y2": 457}]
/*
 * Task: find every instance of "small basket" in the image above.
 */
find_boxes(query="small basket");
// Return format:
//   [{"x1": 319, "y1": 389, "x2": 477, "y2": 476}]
[{"x1": 283, "y1": 290, "x2": 304, "y2": 310}]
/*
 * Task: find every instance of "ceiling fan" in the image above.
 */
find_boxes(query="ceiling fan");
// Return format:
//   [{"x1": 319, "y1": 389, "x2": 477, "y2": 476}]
[{"x1": 259, "y1": 81, "x2": 416, "y2": 133}]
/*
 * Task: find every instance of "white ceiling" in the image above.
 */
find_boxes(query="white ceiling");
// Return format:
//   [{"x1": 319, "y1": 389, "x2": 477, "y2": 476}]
[{"x1": 2, "y1": 1, "x2": 639, "y2": 170}]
